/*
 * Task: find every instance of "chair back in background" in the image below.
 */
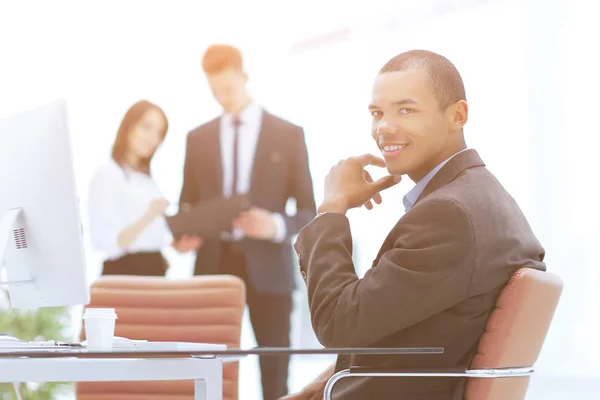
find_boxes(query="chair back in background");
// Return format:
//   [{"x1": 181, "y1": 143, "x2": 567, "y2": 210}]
[{"x1": 76, "y1": 275, "x2": 245, "y2": 400}]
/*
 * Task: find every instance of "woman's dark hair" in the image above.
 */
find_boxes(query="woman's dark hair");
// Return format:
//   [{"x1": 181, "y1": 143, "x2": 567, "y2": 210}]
[{"x1": 111, "y1": 100, "x2": 168, "y2": 175}]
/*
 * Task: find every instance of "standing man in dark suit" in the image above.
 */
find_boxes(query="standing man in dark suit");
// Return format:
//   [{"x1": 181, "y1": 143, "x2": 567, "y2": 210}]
[
  {"x1": 179, "y1": 44, "x2": 316, "y2": 400},
  {"x1": 283, "y1": 50, "x2": 546, "y2": 399}
]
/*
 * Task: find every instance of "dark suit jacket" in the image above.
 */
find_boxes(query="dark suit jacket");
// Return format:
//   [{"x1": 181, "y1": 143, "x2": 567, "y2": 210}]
[
  {"x1": 294, "y1": 149, "x2": 546, "y2": 399},
  {"x1": 180, "y1": 110, "x2": 316, "y2": 295}
]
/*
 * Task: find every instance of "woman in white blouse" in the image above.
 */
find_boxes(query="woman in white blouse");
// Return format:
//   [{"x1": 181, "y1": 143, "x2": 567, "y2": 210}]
[{"x1": 88, "y1": 100, "x2": 198, "y2": 276}]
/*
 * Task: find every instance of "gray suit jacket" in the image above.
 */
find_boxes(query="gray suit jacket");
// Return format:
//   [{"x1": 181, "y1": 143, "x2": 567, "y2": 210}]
[{"x1": 294, "y1": 149, "x2": 546, "y2": 399}]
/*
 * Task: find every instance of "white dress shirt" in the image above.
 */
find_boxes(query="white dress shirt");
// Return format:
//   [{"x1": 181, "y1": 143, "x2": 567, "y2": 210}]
[
  {"x1": 403, "y1": 148, "x2": 469, "y2": 212},
  {"x1": 87, "y1": 159, "x2": 172, "y2": 260},
  {"x1": 220, "y1": 101, "x2": 286, "y2": 242}
]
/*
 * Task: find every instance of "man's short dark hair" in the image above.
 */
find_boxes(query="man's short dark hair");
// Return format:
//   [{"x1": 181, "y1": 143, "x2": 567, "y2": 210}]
[
  {"x1": 202, "y1": 44, "x2": 243, "y2": 74},
  {"x1": 379, "y1": 50, "x2": 466, "y2": 110}
]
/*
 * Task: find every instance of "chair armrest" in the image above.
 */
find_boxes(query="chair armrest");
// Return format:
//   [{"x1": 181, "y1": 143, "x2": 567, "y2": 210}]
[
  {"x1": 349, "y1": 366, "x2": 467, "y2": 374},
  {"x1": 324, "y1": 366, "x2": 535, "y2": 400}
]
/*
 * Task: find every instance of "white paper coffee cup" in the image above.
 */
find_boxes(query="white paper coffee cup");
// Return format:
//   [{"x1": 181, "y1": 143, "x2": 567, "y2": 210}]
[{"x1": 83, "y1": 308, "x2": 117, "y2": 350}]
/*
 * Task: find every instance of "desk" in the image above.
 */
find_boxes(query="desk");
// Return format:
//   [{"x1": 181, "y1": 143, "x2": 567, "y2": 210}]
[
  {"x1": 0, "y1": 347, "x2": 226, "y2": 400},
  {"x1": 0, "y1": 346, "x2": 443, "y2": 399}
]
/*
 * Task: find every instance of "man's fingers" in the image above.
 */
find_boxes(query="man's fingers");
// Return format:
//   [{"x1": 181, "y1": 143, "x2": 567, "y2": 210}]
[
  {"x1": 355, "y1": 153, "x2": 386, "y2": 168},
  {"x1": 364, "y1": 170, "x2": 385, "y2": 205},
  {"x1": 371, "y1": 175, "x2": 402, "y2": 192},
  {"x1": 233, "y1": 215, "x2": 257, "y2": 235},
  {"x1": 238, "y1": 208, "x2": 260, "y2": 221},
  {"x1": 373, "y1": 192, "x2": 383, "y2": 204},
  {"x1": 235, "y1": 212, "x2": 253, "y2": 226},
  {"x1": 364, "y1": 200, "x2": 373, "y2": 210}
]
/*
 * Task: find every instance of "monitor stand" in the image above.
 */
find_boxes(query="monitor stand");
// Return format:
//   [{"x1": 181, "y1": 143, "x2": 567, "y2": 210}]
[
  {"x1": 0, "y1": 208, "x2": 33, "y2": 286},
  {"x1": 0, "y1": 208, "x2": 31, "y2": 347}
]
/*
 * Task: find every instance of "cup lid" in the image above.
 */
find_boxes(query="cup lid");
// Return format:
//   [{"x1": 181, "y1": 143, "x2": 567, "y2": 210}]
[{"x1": 83, "y1": 308, "x2": 117, "y2": 315}]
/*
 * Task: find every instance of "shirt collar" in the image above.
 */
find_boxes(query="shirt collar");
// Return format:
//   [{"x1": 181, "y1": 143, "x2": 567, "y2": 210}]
[
  {"x1": 221, "y1": 100, "x2": 262, "y2": 127},
  {"x1": 403, "y1": 148, "x2": 469, "y2": 212}
]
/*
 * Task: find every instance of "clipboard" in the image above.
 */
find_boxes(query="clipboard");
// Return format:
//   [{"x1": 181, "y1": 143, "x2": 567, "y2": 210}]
[{"x1": 166, "y1": 194, "x2": 251, "y2": 238}]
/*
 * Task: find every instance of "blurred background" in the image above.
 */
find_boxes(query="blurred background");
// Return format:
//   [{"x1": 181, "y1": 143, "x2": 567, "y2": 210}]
[{"x1": 1, "y1": 0, "x2": 598, "y2": 398}]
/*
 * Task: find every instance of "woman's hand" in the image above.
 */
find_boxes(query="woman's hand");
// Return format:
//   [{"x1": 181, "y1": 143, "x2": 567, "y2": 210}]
[
  {"x1": 172, "y1": 235, "x2": 203, "y2": 252},
  {"x1": 118, "y1": 198, "x2": 170, "y2": 250},
  {"x1": 147, "y1": 198, "x2": 169, "y2": 218}
]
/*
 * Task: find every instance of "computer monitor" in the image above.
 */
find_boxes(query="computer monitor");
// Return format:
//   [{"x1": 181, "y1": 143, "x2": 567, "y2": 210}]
[{"x1": 0, "y1": 99, "x2": 89, "y2": 309}]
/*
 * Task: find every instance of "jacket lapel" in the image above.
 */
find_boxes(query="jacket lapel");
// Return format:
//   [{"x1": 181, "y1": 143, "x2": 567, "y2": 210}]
[
  {"x1": 370, "y1": 149, "x2": 485, "y2": 268},
  {"x1": 413, "y1": 149, "x2": 485, "y2": 207},
  {"x1": 208, "y1": 118, "x2": 223, "y2": 196},
  {"x1": 249, "y1": 111, "x2": 274, "y2": 194}
]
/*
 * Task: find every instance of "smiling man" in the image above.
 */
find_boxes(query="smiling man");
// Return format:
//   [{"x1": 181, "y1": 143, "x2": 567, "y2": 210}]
[{"x1": 284, "y1": 50, "x2": 546, "y2": 399}]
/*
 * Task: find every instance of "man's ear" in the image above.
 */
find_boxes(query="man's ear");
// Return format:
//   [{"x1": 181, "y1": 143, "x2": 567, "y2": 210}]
[{"x1": 446, "y1": 100, "x2": 468, "y2": 130}]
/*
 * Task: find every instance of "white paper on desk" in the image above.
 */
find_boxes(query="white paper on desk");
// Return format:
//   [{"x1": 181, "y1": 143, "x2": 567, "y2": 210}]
[
  {"x1": 115, "y1": 342, "x2": 227, "y2": 352},
  {"x1": 0, "y1": 340, "x2": 63, "y2": 349},
  {"x1": 81, "y1": 339, "x2": 227, "y2": 352}
]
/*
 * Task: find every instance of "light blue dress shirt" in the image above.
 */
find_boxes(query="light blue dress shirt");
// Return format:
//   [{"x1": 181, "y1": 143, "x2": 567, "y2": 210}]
[{"x1": 402, "y1": 149, "x2": 468, "y2": 212}]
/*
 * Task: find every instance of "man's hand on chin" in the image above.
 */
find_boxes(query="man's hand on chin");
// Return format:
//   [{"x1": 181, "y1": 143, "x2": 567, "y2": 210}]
[{"x1": 318, "y1": 153, "x2": 401, "y2": 215}]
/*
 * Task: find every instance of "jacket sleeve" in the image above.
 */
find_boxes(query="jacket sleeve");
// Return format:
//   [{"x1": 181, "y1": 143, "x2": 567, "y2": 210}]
[
  {"x1": 281, "y1": 126, "x2": 316, "y2": 239},
  {"x1": 293, "y1": 197, "x2": 475, "y2": 347}
]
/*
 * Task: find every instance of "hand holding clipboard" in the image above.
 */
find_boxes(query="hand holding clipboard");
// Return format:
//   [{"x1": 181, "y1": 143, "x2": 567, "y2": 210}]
[
  {"x1": 233, "y1": 207, "x2": 281, "y2": 240},
  {"x1": 166, "y1": 194, "x2": 251, "y2": 238}
]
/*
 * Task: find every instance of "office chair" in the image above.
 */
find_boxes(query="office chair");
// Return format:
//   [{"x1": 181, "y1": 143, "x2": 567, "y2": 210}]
[{"x1": 324, "y1": 268, "x2": 563, "y2": 400}]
